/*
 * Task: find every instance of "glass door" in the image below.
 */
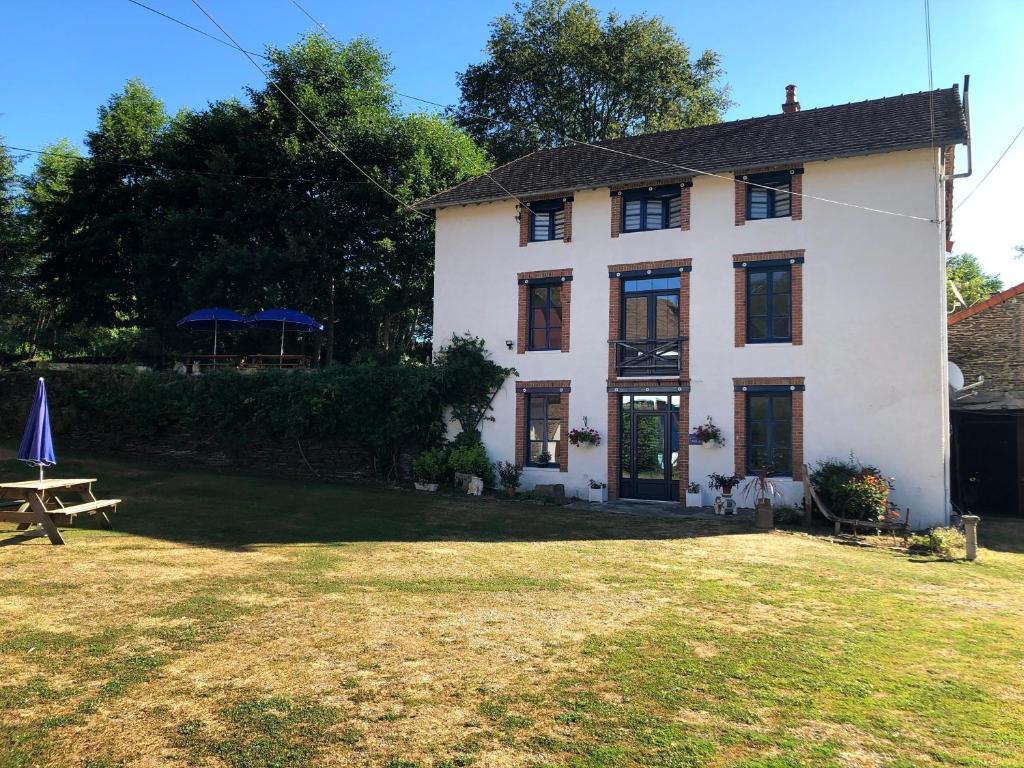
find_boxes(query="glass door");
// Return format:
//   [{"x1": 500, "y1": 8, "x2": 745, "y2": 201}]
[{"x1": 619, "y1": 394, "x2": 680, "y2": 500}]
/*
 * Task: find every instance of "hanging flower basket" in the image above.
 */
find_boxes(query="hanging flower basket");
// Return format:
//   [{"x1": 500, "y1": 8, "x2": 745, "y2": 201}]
[
  {"x1": 691, "y1": 416, "x2": 725, "y2": 447},
  {"x1": 569, "y1": 418, "x2": 601, "y2": 447}
]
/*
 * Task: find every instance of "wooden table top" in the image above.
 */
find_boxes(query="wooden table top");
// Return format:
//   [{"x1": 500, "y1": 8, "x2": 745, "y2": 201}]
[{"x1": 0, "y1": 478, "x2": 96, "y2": 492}]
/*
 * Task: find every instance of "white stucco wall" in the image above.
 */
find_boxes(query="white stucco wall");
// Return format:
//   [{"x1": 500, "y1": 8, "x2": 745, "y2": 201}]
[{"x1": 433, "y1": 149, "x2": 950, "y2": 528}]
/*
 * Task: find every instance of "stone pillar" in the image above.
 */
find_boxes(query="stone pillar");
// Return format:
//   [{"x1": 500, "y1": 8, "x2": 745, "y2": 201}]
[{"x1": 962, "y1": 515, "x2": 980, "y2": 561}]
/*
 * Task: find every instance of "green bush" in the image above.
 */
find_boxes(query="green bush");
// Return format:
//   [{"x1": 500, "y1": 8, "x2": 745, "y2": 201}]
[
  {"x1": 412, "y1": 448, "x2": 449, "y2": 484},
  {"x1": 810, "y1": 456, "x2": 896, "y2": 522},
  {"x1": 448, "y1": 443, "x2": 495, "y2": 488},
  {"x1": 773, "y1": 505, "x2": 802, "y2": 526},
  {"x1": 908, "y1": 527, "x2": 966, "y2": 560}
]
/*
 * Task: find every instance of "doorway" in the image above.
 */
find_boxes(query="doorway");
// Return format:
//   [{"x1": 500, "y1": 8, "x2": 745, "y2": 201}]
[
  {"x1": 619, "y1": 393, "x2": 680, "y2": 501},
  {"x1": 952, "y1": 412, "x2": 1021, "y2": 516}
]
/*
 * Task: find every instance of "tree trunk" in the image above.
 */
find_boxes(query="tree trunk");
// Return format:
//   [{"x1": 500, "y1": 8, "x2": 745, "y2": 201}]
[{"x1": 325, "y1": 278, "x2": 336, "y2": 367}]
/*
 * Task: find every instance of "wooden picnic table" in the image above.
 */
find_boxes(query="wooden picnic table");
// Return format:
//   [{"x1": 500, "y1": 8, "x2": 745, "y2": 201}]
[{"x1": 0, "y1": 479, "x2": 120, "y2": 546}]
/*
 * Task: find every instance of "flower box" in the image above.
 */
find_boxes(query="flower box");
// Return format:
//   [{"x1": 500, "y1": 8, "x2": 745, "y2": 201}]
[
  {"x1": 685, "y1": 491, "x2": 702, "y2": 508},
  {"x1": 414, "y1": 482, "x2": 439, "y2": 492},
  {"x1": 588, "y1": 485, "x2": 608, "y2": 503}
]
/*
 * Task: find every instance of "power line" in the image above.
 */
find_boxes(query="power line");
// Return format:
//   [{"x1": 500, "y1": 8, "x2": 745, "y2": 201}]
[
  {"x1": 2, "y1": 142, "x2": 369, "y2": 186},
  {"x1": 125, "y1": 0, "x2": 269, "y2": 60},
  {"x1": 187, "y1": 0, "x2": 427, "y2": 218},
  {"x1": 953, "y1": 122, "x2": 1024, "y2": 212},
  {"x1": 282, "y1": 0, "x2": 532, "y2": 212}
]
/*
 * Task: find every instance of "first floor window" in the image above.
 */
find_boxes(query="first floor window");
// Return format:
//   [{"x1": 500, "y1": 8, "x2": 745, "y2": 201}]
[
  {"x1": 747, "y1": 264, "x2": 792, "y2": 342},
  {"x1": 529, "y1": 200, "x2": 566, "y2": 241},
  {"x1": 746, "y1": 171, "x2": 793, "y2": 220},
  {"x1": 621, "y1": 185, "x2": 681, "y2": 232},
  {"x1": 528, "y1": 283, "x2": 562, "y2": 350},
  {"x1": 747, "y1": 391, "x2": 792, "y2": 475},
  {"x1": 527, "y1": 393, "x2": 561, "y2": 466}
]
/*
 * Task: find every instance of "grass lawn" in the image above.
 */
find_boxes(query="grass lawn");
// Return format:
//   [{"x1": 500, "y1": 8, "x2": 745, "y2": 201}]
[{"x1": 1, "y1": 448, "x2": 1023, "y2": 768}]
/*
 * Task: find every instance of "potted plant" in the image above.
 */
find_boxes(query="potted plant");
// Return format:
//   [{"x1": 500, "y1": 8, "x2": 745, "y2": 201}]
[
  {"x1": 588, "y1": 479, "x2": 608, "y2": 503},
  {"x1": 569, "y1": 417, "x2": 601, "y2": 447},
  {"x1": 740, "y1": 468, "x2": 781, "y2": 529},
  {"x1": 496, "y1": 460, "x2": 523, "y2": 497},
  {"x1": 690, "y1": 417, "x2": 725, "y2": 447},
  {"x1": 685, "y1": 481, "x2": 702, "y2": 508},
  {"x1": 412, "y1": 448, "x2": 447, "y2": 492},
  {"x1": 535, "y1": 450, "x2": 552, "y2": 467},
  {"x1": 707, "y1": 472, "x2": 743, "y2": 515}
]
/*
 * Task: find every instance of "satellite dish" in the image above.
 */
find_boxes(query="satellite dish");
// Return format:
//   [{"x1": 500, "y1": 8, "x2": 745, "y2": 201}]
[{"x1": 948, "y1": 361, "x2": 965, "y2": 391}]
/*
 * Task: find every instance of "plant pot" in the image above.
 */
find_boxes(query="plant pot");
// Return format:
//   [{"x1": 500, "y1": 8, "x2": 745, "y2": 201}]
[
  {"x1": 754, "y1": 499, "x2": 774, "y2": 529},
  {"x1": 414, "y1": 482, "x2": 439, "y2": 492},
  {"x1": 588, "y1": 487, "x2": 608, "y2": 503},
  {"x1": 714, "y1": 494, "x2": 737, "y2": 516},
  {"x1": 505, "y1": 487, "x2": 517, "y2": 498},
  {"x1": 685, "y1": 491, "x2": 702, "y2": 508}
]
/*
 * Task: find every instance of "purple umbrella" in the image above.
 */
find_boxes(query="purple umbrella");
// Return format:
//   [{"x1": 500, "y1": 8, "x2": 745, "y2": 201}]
[
  {"x1": 176, "y1": 307, "x2": 247, "y2": 359},
  {"x1": 245, "y1": 308, "x2": 324, "y2": 357},
  {"x1": 18, "y1": 377, "x2": 56, "y2": 481}
]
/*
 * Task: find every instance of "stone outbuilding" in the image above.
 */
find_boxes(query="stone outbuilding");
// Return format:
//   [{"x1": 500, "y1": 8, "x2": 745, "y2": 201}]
[{"x1": 947, "y1": 281, "x2": 1024, "y2": 516}]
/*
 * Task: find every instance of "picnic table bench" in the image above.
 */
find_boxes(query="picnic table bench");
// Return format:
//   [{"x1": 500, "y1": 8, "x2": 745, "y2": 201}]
[
  {"x1": 801, "y1": 464, "x2": 911, "y2": 537},
  {"x1": 0, "y1": 479, "x2": 120, "y2": 545}
]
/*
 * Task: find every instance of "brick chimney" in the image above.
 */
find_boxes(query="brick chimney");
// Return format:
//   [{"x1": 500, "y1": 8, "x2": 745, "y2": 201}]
[{"x1": 782, "y1": 84, "x2": 800, "y2": 113}]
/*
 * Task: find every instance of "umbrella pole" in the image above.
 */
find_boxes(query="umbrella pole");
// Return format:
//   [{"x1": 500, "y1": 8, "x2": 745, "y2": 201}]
[
  {"x1": 213, "y1": 320, "x2": 218, "y2": 366},
  {"x1": 40, "y1": 464, "x2": 44, "y2": 482},
  {"x1": 280, "y1": 319, "x2": 285, "y2": 361}
]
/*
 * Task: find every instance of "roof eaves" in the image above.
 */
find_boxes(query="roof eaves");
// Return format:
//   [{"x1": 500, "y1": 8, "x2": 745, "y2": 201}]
[{"x1": 948, "y1": 280, "x2": 1024, "y2": 325}]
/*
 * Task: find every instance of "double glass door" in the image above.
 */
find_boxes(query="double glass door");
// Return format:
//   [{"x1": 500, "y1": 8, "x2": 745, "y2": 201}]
[{"x1": 619, "y1": 394, "x2": 680, "y2": 501}]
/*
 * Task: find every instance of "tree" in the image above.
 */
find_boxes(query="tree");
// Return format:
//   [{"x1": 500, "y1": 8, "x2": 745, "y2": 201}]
[
  {"x1": 0, "y1": 140, "x2": 36, "y2": 356},
  {"x1": 946, "y1": 253, "x2": 1002, "y2": 312},
  {"x1": 455, "y1": 0, "x2": 730, "y2": 163}
]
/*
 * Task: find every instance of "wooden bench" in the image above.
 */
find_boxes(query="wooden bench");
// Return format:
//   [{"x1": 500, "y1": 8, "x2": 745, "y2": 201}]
[
  {"x1": 802, "y1": 464, "x2": 911, "y2": 537},
  {"x1": 47, "y1": 498, "x2": 121, "y2": 527}
]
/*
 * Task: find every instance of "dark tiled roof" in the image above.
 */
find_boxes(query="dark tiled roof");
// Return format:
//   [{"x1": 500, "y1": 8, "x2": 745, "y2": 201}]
[{"x1": 418, "y1": 86, "x2": 967, "y2": 209}]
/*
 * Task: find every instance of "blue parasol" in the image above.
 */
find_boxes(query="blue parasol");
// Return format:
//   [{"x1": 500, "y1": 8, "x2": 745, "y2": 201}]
[
  {"x1": 176, "y1": 307, "x2": 246, "y2": 358},
  {"x1": 245, "y1": 308, "x2": 324, "y2": 357},
  {"x1": 18, "y1": 377, "x2": 56, "y2": 481}
]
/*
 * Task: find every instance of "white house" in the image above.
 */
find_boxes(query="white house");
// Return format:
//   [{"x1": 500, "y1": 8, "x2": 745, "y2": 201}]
[{"x1": 419, "y1": 85, "x2": 969, "y2": 528}]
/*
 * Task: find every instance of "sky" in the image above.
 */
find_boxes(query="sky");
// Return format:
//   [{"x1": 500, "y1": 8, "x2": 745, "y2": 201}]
[{"x1": 3, "y1": 0, "x2": 1023, "y2": 284}]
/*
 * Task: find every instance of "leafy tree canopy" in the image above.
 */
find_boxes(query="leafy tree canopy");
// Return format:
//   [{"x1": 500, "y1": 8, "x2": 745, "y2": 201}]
[
  {"x1": 455, "y1": 0, "x2": 730, "y2": 163},
  {"x1": 947, "y1": 253, "x2": 1002, "y2": 313}
]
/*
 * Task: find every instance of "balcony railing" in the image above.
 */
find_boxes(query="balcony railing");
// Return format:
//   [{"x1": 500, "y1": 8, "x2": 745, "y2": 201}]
[{"x1": 610, "y1": 337, "x2": 686, "y2": 377}]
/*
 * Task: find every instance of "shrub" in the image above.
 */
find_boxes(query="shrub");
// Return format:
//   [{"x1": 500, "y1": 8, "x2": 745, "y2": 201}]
[
  {"x1": 448, "y1": 443, "x2": 495, "y2": 487},
  {"x1": 773, "y1": 505, "x2": 802, "y2": 526},
  {"x1": 412, "y1": 448, "x2": 449, "y2": 484},
  {"x1": 908, "y1": 527, "x2": 966, "y2": 559},
  {"x1": 495, "y1": 460, "x2": 523, "y2": 492},
  {"x1": 811, "y1": 456, "x2": 897, "y2": 522}
]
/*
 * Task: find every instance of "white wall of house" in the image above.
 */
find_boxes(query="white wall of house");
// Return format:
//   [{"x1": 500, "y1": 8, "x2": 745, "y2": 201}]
[{"x1": 433, "y1": 148, "x2": 950, "y2": 527}]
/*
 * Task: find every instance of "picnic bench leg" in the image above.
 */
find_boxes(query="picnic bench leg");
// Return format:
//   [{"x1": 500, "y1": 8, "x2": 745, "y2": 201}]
[
  {"x1": 27, "y1": 493, "x2": 65, "y2": 545},
  {"x1": 76, "y1": 486, "x2": 113, "y2": 530},
  {"x1": 15, "y1": 502, "x2": 33, "y2": 531}
]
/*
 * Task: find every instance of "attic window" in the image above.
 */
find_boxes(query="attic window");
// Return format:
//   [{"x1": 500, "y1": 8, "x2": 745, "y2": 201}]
[
  {"x1": 621, "y1": 185, "x2": 681, "y2": 233},
  {"x1": 745, "y1": 171, "x2": 794, "y2": 220},
  {"x1": 529, "y1": 200, "x2": 566, "y2": 241}
]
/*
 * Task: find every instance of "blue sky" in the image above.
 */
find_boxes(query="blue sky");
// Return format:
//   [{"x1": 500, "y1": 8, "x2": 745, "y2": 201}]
[{"x1": 3, "y1": 0, "x2": 1022, "y2": 284}]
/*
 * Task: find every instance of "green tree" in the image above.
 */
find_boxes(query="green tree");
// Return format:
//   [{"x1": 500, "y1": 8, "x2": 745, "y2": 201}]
[
  {"x1": 946, "y1": 253, "x2": 1002, "y2": 312},
  {"x1": 455, "y1": 0, "x2": 730, "y2": 163},
  {"x1": 0, "y1": 141, "x2": 37, "y2": 356}
]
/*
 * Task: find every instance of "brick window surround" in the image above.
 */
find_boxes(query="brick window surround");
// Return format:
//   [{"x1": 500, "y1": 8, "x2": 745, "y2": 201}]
[
  {"x1": 610, "y1": 179, "x2": 692, "y2": 238},
  {"x1": 732, "y1": 377, "x2": 805, "y2": 480},
  {"x1": 515, "y1": 380, "x2": 570, "y2": 472},
  {"x1": 734, "y1": 166, "x2": 803, "y2": 226},
  {"x1": 734, "y1": 250, "x2": 804, "y2": 347},
  {"x1": 608, "y1": 259, "x2": 692, "y2": 380},
  {"x1": 517, "y1": 269, "x2": 572, "y2": 354},
  {"x1": 605, "y1": 383, "x2": 689, "y2": 501},
  {"x1": 519, "y1": 197, "x2": 573, "y2": 247}
]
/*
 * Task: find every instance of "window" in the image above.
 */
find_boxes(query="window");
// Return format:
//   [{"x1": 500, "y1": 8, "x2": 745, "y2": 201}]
[
  {"x1": 747, "y1": 391, "x2": 792, "y2": 475},
  {"x1": 746, "y1": 265, "x2": 791, "y2": 343},
  {"x1": 621, "y1": 185, "x2": 681, "y2": 233},
  {"x1": 617, "y1": 275, "x2": 681, "y2": 375},
  {"x1": 746, "y1": 171, "x2": 793, "y2": 220},
  {"x1": 529, "y1": 200, "x2": 566, "y2": 241},
  {"x1": 526, "y1": 393, "x2": 561, "y2": 466},
  {"x1": 528, "y1": 283, "x2": 562, "y2": 350}
]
